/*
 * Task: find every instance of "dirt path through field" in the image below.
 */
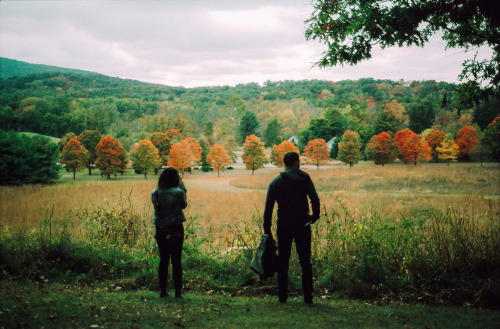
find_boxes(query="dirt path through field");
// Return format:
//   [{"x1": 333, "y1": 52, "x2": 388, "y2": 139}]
[{"x1": 184, "y1": 175, "x2": 250, "y2": 192}]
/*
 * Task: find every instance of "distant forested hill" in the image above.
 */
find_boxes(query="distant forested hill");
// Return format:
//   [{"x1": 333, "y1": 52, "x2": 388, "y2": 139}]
[
  {"x1": 1, "y1": 58, "x2": 498, "y2": 156},
  {"x1": 0, "y1": 57, "x2": 98, "y2": 79}
]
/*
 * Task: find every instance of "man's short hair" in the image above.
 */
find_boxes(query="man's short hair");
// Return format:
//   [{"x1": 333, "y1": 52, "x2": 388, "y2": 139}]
[{"x1": 283, "y1": 152, "x2": 300, "y2": 167}]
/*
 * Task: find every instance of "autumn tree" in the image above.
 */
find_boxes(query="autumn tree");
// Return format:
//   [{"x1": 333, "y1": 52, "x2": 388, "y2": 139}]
[
  {"x1": 78, "y1": 129, "x2": 102, "y2": 175},
  {"x1": 437, "y1": 136, "x2": 460, "y2": 166},
  {"x1": 168, "y1": 141, "x2": 192, "y2": 176},
  {"x1": 185, "y1": 138, "x2": 203, "y2": 167},
  {"x1": 207, "y1": 145, "x2": 233, "y2": 176},
  {"x1": 130, "y1": 139, "x2": 160, "y2": 179},
  {"x1": 425, "y1": 130, "x2": 446, "y2": 163},
  {"x1": 338, "y1": 130, "x2": 362, "y2": 168},
  {"x1": 242, "y1": 134, "x2": 267, "y2": 174},
  {"x1": 366, "y1": 132, "x2": 398, "y2": 166},
  {"x1": 455, "y1": 126, "x2": 480, "y2": 160},
  {"x1": 303, "y1": 138, "x2": 329, "y2": 169},
  {"x1": 394, "y1": 129, "x2": 432, "y2": 165},
  {"x1": 166, "y1": 129, "x2": 181, "y2": 143},
  {"x1": 167, "y1": 138, "x2": 202, "y2": 176},
  {"x1": 384, "y1": 100, "x2": 409, "y2": 131},
  {"x1": 149, "y1": 131, "x2": 171, "y2": 172},
  {"x1": 59, "y1": 138, "x2": 90, "y2": 180},
  {"x1": 271, "y1": 141, "x2": 299, "y2": 167},
  {"x1": 95, "y1": 137, "x2": 127, "y2": 179},
  {"x1": 58, "y1": 132, "x2": 77, "y2": 152}
]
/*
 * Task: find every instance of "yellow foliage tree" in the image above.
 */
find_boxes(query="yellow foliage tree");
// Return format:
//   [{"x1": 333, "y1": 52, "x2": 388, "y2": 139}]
[{"x1": 437, "y1": 137, "x2": 460, "y2": 166}]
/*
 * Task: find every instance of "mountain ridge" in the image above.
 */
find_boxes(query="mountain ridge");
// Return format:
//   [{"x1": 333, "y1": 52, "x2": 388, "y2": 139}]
[{"x1": 0, "y1": 57, "x2": 100, "y2": 79}]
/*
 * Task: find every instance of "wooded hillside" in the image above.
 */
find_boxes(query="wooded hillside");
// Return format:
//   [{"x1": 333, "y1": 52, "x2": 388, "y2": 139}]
[{"x1": 1, "y1": 58, "x2": 498, "y2": 156}]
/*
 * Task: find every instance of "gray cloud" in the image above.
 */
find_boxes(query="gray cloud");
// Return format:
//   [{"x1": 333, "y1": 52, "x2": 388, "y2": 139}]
[{"x1": 0, "y1": 0, "x2": 492, "y2": 87}]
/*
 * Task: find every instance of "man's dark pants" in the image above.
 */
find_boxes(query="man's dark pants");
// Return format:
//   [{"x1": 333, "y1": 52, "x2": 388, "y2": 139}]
[{"x1": 277, "y1": 225, "x2": 313, "y2": 302}]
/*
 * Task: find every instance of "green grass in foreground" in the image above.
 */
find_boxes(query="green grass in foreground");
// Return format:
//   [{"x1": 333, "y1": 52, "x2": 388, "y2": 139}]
[{"x1": 1, "y1": 281, "x2": 499, "y2": 329}]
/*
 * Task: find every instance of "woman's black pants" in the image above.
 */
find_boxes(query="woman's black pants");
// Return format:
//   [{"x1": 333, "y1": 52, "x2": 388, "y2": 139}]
[{"x1": 155, "y1": 224, "x2": 184, "y2": 294}]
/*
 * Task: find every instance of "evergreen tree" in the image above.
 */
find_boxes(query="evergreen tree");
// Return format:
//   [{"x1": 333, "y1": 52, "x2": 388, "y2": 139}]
[
  {"x1": 0, "y1": 131, "x2": 61, "y2": 185},
  {"x1": 263, "y1": 118, "x2": 282, "y2": 147},
  {"x1": 238, "y1": 111, "x2": 260, "y2": 144},
  {"x1": 407, "y1": 102, "x2": 435, "y2": 134}
]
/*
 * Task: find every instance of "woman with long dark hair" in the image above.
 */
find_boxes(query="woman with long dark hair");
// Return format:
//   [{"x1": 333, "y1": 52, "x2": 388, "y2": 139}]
[{"x1": 152, "y1": 167, "x2": 187, "y2": 298}]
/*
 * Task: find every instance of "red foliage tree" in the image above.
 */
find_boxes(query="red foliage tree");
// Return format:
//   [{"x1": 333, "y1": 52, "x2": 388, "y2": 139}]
[
  {"x1": 394, "y1": 129, "x2": 431, "y2": 165},
  {"x1": 455, "y1": 126, "x2": 480, "y2": 160},
  {"x1": 366, "y1": 132, "x2": 398, "y2": 166},
  {"x1": 425, "y1": 130, "x2": 445, "y2": 163},
  {"x1": 303, "y1": 138, "x2": 329, "y2": 169},
  {"x1": 95, "y1": 137, "x2": 127, "y2": 179},
  {"x1": 270, "y1": 141, "x2": 299, "y2": 167}
]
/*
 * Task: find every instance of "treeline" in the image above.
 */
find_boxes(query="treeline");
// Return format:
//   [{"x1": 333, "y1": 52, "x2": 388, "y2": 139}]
[{"x1": 1, "y1": 72, "x2": 499, "y2": 165}]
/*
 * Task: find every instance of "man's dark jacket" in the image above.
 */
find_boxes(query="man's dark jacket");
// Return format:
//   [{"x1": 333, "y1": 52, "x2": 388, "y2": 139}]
[{"x1": 263, "y1": 167, "x2": 320, "y2": 233}]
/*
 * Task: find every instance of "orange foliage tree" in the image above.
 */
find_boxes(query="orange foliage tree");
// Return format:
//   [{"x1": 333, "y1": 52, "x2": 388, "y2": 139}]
[
  {"x1": 130, "y1": 139, "x2": 160, "y2": 179},
  {"x1": 185, "y1": 138, "x2": 203, "y2": 167},
  {"x1": 303, "y1": 138, "x2": 329, "y2": 169},
  {"x1": 270, "y1": 140, "x2": 299, "y2": 167},
  {"x1": 95, "y1": 137, "x2": 127, "y2": 179},
  {"x1": 366, "y1": 132, "x2": 399, "y2": 166},
  {"x1": 167, "y1": 138, "x2": 202, "y2": 176},
  {"x1": 425, "y1": 130, "x2": 445, "y2": 163},
  {"x1": 338, "y1": 130, "x2": 362, "y2": 168},
  {"x1": 166, "y1": 129, "x2": 181, "y2": 142},
  {"x1": 207, "y1": 145, "x2": 233, "y2": 176},
  {"x1": 394, "y1": 129, "x2": 431, "y2": 165},
  {"x1": 242, "y1": 134, "x2": 267, "y2": 175},
  {"x1": 455, "y1": 126, "x2": 479, "y2": 160},
  {"x1": 437, "y1": 136, "x2": 459, "y2": 166},
  {"x1": 59, "y1": 138, "x2": 90, "y2": 180}
]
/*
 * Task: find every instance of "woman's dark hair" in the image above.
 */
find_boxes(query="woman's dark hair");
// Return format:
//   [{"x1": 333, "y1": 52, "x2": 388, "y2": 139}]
[{"x1": 158, "y1": 167, "x2": 181, "y2": 189}]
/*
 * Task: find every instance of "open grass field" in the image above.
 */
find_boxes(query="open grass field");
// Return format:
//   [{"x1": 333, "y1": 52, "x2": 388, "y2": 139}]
[
  {"x1": 1, "y1": 162, "x2": 500, "y2": 327},
  {"x1": 1, "y1": 163, "x2": 498, "y2": 250}
]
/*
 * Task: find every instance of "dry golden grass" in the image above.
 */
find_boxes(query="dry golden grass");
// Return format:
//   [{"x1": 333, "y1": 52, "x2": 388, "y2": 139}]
[{"x1": 1, "y1": 163, "x2": 498, "y2": 249}]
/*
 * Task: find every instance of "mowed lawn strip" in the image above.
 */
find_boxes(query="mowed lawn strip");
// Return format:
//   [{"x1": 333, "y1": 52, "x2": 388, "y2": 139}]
[{"x1": 1, "y1": 281, "x2": 499, "y2": 329}]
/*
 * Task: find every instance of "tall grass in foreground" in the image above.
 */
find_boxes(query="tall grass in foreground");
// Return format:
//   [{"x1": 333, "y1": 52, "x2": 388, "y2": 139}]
[{"x1": 1, "y1": 191, "x2": 499, "y2": 307}]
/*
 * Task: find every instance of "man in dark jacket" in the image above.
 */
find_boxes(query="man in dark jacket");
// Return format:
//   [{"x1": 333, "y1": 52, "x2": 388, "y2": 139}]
[{"x1": 263, "y1": 151, "x2": 320, "y2": 304}]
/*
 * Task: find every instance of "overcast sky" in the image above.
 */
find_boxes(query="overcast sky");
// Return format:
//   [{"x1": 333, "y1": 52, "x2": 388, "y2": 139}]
[{"x1": 0, "y1": 0, "x2": 493, "y2": 88}]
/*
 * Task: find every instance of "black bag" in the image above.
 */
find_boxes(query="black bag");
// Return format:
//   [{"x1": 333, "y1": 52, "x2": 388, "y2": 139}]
[{"x1": 250, "y1": 234, "x2": 278, "y2": 279}]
